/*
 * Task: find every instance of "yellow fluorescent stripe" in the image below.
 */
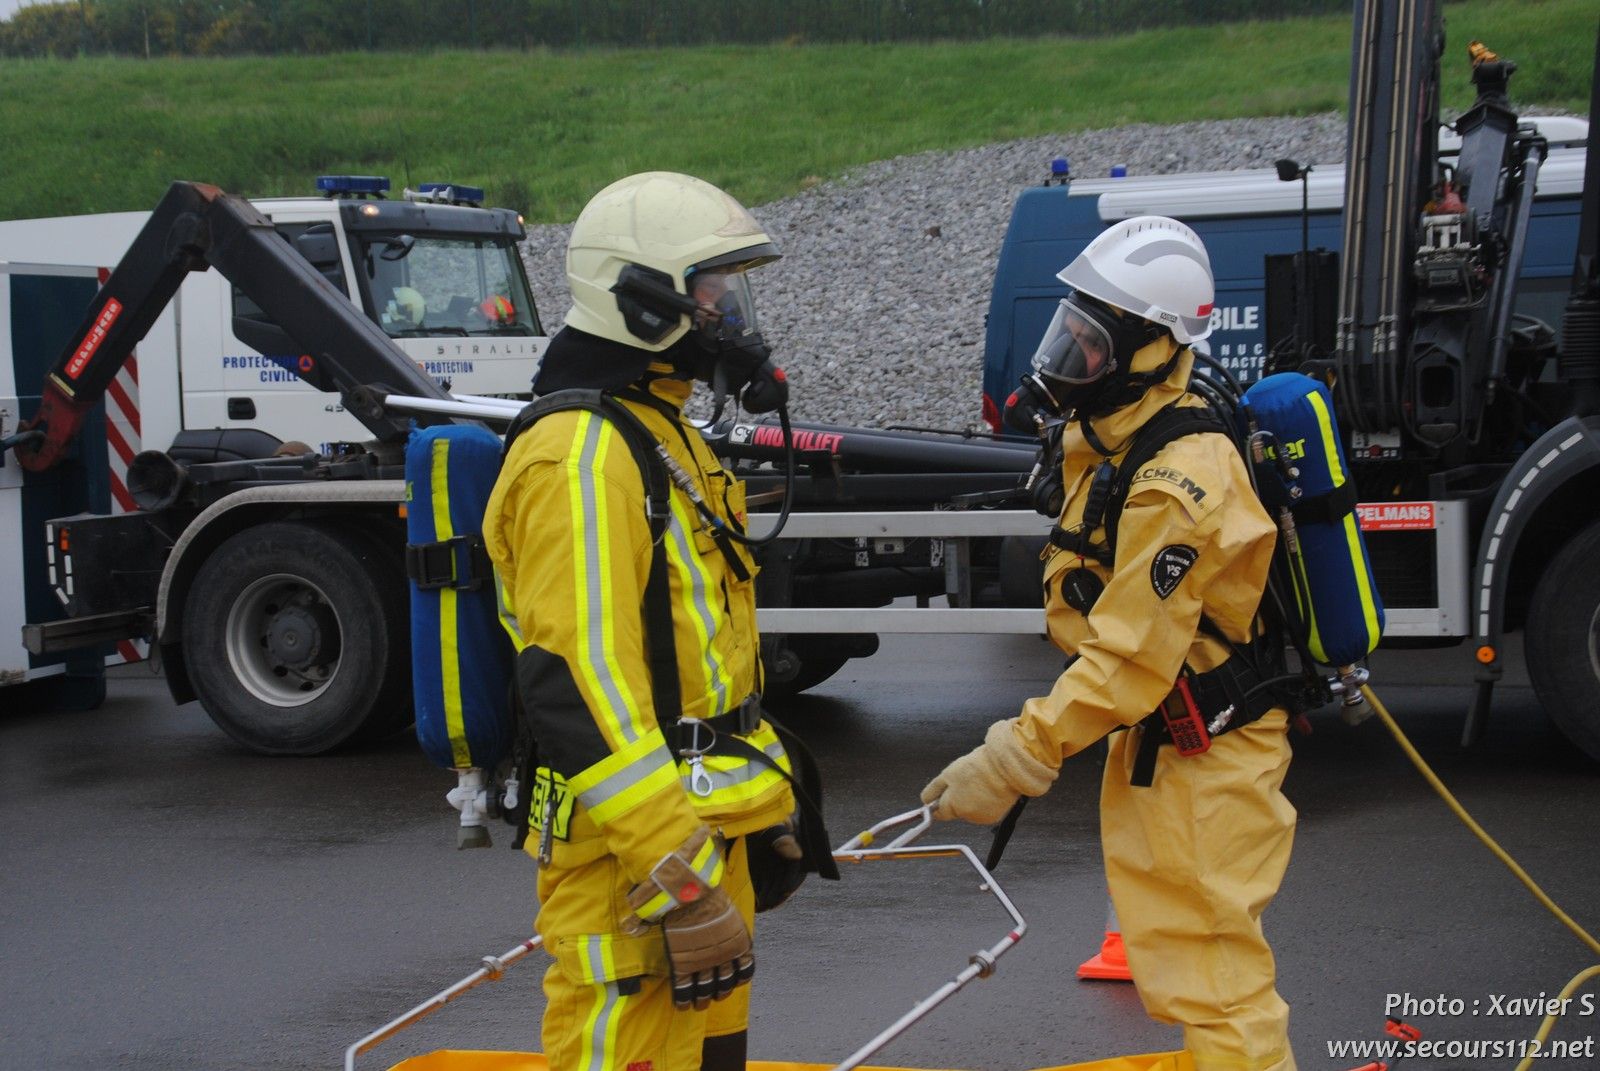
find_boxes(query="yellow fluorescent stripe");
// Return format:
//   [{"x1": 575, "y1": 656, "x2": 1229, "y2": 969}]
[
  {"x1": 690, "y1": 834, "x2": 718, "y2": 871},
  {"x1": 603, "y1": 988, "x2": 628, "y2": 1070},
  {"x1": 685, "y1": 768, "x2": 790, "y2": 806},
  {"x1": 430, "y1": 438, "x2": 472, "y2": 769},
  {"x1": 492, "y1": 571, "x2": 526, "y2": 652},
  {"x1": 584, "y1": 762, "x2": 681, "y2": 826},
  {"x1": 666, "y1": 496, "x2": 733, "y2": 713},
  {"x1": 1306, "y1": 388, "x2": 1347, "y2": 486},
  {"x1": 636, "y1": 890, "x2": 674, "y2": 921},
  {"x1": 568, "y1": 416, "x2": 645, "y2": 748},
  {"x1": 601, "y1": 988, "x2": 625, "y2": 1067},
  {"x1": 1292, "y1": 553, "x2": 1326, "y2": 664},
  {"x1": 1342, "y1": 512, "x2": 1383, "y2": 650},
  {"x1": 565, "y1": 729, "x2": 670, "y2": 794},
  {"x1": 1307, "y1": 387, "x2": 1381, "y2": 656}
]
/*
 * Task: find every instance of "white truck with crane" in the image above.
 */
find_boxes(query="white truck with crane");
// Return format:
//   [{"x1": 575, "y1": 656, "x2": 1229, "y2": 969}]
[{"x1": 1, "y1": 176, "x2": 550, "y2": 739}]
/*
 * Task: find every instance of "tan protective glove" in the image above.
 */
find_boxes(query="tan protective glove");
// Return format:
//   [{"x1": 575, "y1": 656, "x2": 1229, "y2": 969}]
[
  {"x1": 920, "y1": 719, "x2": 1059, "y2": 824},
  {"x1": 623, "y1": 828, "x2": 755, "y2": 1010}
]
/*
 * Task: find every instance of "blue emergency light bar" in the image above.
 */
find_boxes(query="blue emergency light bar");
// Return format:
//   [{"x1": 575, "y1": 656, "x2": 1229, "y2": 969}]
[
  {"x1": 416, "y1": 182, "x2": 485, "y2": 206},
  {"x1": 317, "y1": 175, "x2": 391, "y2": 197},
  {"x1": 1050, "y1": 157, "x2": 1070, "y2": 177}
]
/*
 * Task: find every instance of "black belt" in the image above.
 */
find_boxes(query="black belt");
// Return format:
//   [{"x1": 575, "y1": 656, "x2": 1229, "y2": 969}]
[
  {"x1": 670, "y1": 693, "x2": 764, "y2": 748},
  {"x1": 1130, "y1": 643, "x2": 1285, "y2": 787},
  {"x1": 670, "y1": 695, "x2": 840, "y2": 882}
]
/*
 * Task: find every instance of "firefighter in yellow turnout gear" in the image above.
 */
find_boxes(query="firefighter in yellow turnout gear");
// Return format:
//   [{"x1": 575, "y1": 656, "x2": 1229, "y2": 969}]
[
  {"x1": 922, "y1": 217, "x2": 1298, "y2": 1071},
  {"x1": 484, "y1": 172, "x2": 798, "y2": 1071}
]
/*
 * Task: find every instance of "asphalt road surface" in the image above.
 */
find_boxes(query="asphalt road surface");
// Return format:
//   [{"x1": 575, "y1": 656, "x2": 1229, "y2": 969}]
[{"x1": 4, "y1": 636, "x2": 1599, "y2": 1071}]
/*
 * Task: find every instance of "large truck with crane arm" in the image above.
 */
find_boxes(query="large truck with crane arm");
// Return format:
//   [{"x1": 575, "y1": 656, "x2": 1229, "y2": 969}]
[
  {"x1": 1, "y1": 176, "x2": 551, "y2": 742},
  {"x1": 979, "y1": 7, "x2": 1600, "y2": 762},
  {"x1": 7, "y1": 5, "x2": 1599, "y2": 765}
]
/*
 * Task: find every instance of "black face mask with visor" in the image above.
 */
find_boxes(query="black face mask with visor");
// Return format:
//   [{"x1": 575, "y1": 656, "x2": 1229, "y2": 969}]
[
  {"x1": 608, "y1": 244, "x2": 801, "y2": 549},
  {"x1": 610, "y1": 244, "x2": 786, "y2": 423},
  {"x1": 1005, "y1": 291, "x2": 1178, "y2": 432}
]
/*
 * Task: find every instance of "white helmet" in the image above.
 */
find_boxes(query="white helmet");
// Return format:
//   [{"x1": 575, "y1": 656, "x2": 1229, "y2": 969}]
[
  {"x1": 565, "y1": 171, "x2": 780, "y2": 352},
  {"x1": 1058, "y1": 215, "x2": 1214, "y2": 344}
]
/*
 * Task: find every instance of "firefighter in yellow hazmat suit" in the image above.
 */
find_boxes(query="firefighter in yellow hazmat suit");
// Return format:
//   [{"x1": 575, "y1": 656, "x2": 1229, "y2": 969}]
[
  {"x1": 484, "y1": 172, "x2": 800, "y2": 1071},
  {"x1": 921, "y1": 216, "x2": 1298, "y2": 1071}
]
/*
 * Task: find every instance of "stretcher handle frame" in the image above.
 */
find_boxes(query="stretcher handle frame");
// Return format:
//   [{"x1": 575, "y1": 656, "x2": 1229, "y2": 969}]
[
  {"x1": 344, "y1": 805, "x2": 1027, "y2": 1071},
  {"x1": 827, "y1": 805, "x2": 1028, "y2": 1071},
  {"x1": 342, "y1": 937, "x2": 543, "y2": 1071}
]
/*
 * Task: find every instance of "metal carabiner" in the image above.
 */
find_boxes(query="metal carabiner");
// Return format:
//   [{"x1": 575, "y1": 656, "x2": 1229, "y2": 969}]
[{"x1": 676, "y1": 718, "x2": 718, "y2": 798}]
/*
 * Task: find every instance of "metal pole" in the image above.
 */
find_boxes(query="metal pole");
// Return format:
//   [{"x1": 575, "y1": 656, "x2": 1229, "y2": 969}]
[
  {"x1": 342, "y1": 938, "x2": 543, "y2": 1071},
  {"x1": 345, "y1": 806, "x2": 1027, "y2": 1071}
]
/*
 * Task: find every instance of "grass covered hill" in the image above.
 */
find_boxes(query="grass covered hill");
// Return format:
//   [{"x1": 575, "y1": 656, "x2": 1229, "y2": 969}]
[{"x1": 0, "y1": 0, "x2": 1591, "y2": 222}]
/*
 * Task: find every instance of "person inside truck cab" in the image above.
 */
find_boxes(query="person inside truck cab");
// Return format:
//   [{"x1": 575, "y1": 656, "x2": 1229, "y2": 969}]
[
  {"x1": 381, "y1": 284, "x2": 427, "y2": 331},
  {"x1": 922, "y1": 216, "x2": 1300, "y2": 1071}
]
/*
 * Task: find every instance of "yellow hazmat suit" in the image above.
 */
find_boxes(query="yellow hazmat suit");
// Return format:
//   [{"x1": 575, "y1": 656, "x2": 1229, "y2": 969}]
[
  {"x1": 484, "y1": 374, "x2": 795, "y2": 1071},
  {"x1": 928, "y1": 339, "x2": 1297, "y2": 1071},
  {"x1": 1039, "y1": 342, "x2": 1293, "y2": 1071}
]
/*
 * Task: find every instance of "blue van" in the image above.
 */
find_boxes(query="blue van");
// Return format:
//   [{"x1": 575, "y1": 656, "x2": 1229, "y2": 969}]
[{"x1": 979, "y1": 119, "x2": 1589, "y2": 433}]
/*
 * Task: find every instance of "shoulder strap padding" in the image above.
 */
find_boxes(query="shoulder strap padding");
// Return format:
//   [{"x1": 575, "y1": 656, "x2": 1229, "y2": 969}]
[
  {"x1": 1104, "y1": 405, "x2": 1232, "y2": 558},
  {"x1": 505, "y1": 389, "x2": 672, "y2": 543}
]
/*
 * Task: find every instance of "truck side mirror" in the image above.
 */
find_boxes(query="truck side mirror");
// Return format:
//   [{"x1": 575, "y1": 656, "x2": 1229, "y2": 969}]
[{"x1": 378, "y1": 234, "x2": 416, "y2": 262}]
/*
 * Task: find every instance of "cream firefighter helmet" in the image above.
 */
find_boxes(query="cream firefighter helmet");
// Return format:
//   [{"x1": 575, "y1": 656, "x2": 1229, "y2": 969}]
[
  {"x1": 565, "y1": 171, "x2": 781, "y2": 352},
  {"x1": 1057, "y1": 214, "x2": 1215, "y2": 344},
  {"x1": 391, "y1": 285, "x2": 427, "y2": 327}
]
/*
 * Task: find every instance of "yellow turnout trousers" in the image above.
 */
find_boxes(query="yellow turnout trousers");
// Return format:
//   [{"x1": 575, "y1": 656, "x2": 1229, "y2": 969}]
[
  {"x1": 539, "y1": 838, "x2": 756, "y2": 1071},
  {"x1": 1102, "y1": 712, "x2": 1298, "y2": 1071}
]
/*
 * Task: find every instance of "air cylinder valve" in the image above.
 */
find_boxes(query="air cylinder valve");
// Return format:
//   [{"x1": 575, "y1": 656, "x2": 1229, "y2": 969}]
[{"x1": 446, "y1": 768, "x2": 494, "y2": 849}]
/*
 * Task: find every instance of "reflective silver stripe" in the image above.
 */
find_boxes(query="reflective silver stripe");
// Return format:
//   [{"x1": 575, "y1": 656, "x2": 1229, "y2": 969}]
[
  {"x1": 576, "y1": 416, "x2": 642, "y2": 745},
  {"x1": 691, "y1": 840, "x2": 721, "y2": 886},
  {"x1": 1067, "y1": 241, "x2": 1212, "y2": 342},
  {"x1": 575, "y1": 742, "x2": 677, "y2": 814},
  {"x1": 680, "y1": 741, "x2": 789, "y2": 793},
  {"x1": 1126, "y1": 237, "x2": 1211, "y2": 271},
  {"x1": 492, "y1": 569, "x2": 524, "y2": 649},
  {"x1": 583, "y1": 939, "x2": 619, "y2": 1071},
  {"x1": 665, "y1": 502, "x2": 732, "y2": 716}
]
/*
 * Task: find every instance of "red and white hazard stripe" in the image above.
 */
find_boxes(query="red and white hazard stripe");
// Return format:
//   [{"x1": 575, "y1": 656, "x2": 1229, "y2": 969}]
[{"x1": 99, "y1": 266, "x2": 148, "y2": 664}]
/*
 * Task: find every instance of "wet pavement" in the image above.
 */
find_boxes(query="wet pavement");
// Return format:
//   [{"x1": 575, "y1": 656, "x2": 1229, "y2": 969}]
[{"x1": 3, "y1": 636, "x2": 1599, "y2": 1071}]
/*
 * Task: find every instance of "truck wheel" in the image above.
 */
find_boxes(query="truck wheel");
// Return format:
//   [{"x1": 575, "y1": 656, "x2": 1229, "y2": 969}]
[
  {"x1": 182, "y1": 520, "x2": 411, "y2": 755},
  {"x1": 763, "y1": 634, "x2": 878, "y2": 700},
  {"x1": 1525, "y1": 519, "x2": 1600, "y2": 764}
]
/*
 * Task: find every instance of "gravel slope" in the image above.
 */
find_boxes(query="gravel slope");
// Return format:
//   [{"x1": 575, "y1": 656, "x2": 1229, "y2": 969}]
[{"x1": 519, "y1": 115, "x2": 1348, "y2": 429}]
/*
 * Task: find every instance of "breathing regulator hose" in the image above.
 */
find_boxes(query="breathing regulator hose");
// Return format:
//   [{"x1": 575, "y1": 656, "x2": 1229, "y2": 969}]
[{"x1": 1359, "y1": 684, "x2": 1600, "y2": 1069}]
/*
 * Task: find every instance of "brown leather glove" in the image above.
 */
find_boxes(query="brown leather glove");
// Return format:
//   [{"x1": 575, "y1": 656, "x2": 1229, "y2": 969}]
[
  {"x1": 624, "y1": 828, "x2": 755, "y2": 1010},
  {"x1": 920, "y1": 718, "x2": 1059, "y2": 824}
]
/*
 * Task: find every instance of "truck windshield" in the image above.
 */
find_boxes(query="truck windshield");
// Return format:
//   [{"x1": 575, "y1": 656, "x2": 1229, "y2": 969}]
[{"x1": 363, "y1": 236, "x2": 541, "y2": 338}]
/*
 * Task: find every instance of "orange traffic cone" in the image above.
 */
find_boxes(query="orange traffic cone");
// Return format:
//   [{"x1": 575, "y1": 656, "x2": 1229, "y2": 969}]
[{"x1": 1077, "y1": 897, "x2": 1133, "y2": 982}]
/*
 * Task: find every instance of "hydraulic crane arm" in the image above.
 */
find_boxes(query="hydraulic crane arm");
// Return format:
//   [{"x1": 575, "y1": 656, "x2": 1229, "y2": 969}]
[{"x1": 11, "y1": 180, "x2": 456, "y2": 473}]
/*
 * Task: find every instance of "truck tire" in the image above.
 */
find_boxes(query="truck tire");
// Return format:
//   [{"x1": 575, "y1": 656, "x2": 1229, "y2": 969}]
[
  {"x1": 762, "y1": 634, "x2": 878, "y2": 700},
  {"x1": 1525, "y1": 519, "x2": 1600, "y2": 764},
  {"x1": 182, "y1": 520, "x2": 411, "y2": 755}
]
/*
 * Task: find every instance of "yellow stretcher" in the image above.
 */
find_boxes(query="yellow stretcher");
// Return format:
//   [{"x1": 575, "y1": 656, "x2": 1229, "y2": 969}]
[
  {"x1": 387, "y1": 1054, "x2": 1191, "y2": 1071},
  {"x1": 349, "y1": 807, "x2": 1190, "y2": 1071}
]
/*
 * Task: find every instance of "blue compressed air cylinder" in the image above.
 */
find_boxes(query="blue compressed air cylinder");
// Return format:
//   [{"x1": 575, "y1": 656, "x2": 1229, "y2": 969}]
[
  {"x1": 1243, "y1": 373, "x2": 1385, "y2": 667},
  {"x1": 406, "y1": 424, "x2": 515, "y2": 770}
]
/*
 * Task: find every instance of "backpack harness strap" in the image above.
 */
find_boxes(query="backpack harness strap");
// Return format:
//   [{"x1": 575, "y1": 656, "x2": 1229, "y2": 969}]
[
  {"x1": 503, "y1": 390, "x2": 832, "y2": 873},
  {"x1": 1042, "y1": 404, "x2": 1296, "y2": 786}
]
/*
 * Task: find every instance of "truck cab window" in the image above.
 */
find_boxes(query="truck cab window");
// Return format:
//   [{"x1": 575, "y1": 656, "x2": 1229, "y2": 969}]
[
  {"x1": 361, "y1": 235, "x2": 541, "y2": 339},
  {"x1": 232, "y1": 222, "x2": 349, "y2": 325}
]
